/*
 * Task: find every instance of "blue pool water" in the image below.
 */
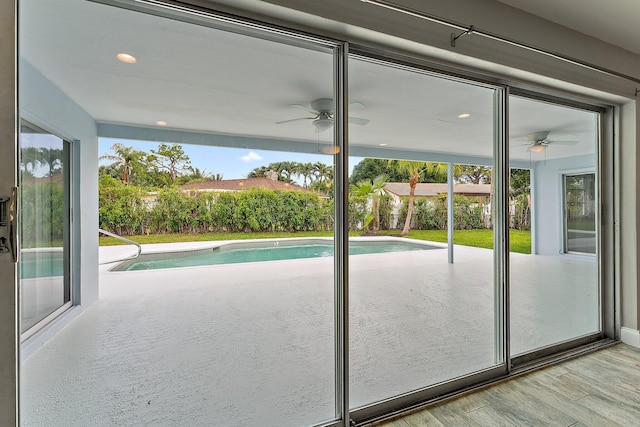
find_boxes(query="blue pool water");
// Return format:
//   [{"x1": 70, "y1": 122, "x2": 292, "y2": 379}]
[
  {"x1": 20, "y1": 251, "x2": 65, "y2": 279},
  {"x1": 114, "y1": 239, "x2": 440, "y2": 272}
]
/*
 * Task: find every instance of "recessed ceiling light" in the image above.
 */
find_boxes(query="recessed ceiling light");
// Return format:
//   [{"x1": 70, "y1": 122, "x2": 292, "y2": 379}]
[
  {"x1": 116, "y1": 53, "x2": 137, "y2": 64},
  {"x1": 156, "y1": 121, "x2": 167, "y2": 126},
  {"x1": 457, "y1": 113, "x2": 471, "y2": 119},
  {"x1": 379, "y1": 143, "x2": 388, "y2": 146}
]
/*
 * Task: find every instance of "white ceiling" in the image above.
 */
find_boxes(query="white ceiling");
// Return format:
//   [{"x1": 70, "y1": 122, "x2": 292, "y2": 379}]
[
  {"x1": 20, "y1": 0, "x2": 598, "y2": 164},
  {"x1": 498, "y1": 0, "x2": 640, "y2": 55}
]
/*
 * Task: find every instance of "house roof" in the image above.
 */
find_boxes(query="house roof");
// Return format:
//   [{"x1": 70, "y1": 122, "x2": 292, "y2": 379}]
[
  {"x1": 384, "y1": 183, "x2": 492, "y2": 197},
  {"x1": 179, "y1": 177, "x2": 315, "y2": 193}
]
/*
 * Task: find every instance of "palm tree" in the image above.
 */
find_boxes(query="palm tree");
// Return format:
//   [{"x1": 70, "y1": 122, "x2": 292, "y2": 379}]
[
  {"x1": 371, "y1": 174, "x2": 388, "y2": 233},
  {"x1": 100, "y1": 143, "x2": 144, "y2": 185},
  {"x1": 39, "y1": 147, "x2": 64, "y2": 176},
  {"x1": 273, "y1": 161, "x2": 296, "y2": 183},
  {"x1": 391, "y1": 161, "x2": 447, "y2": 236},
  {"x1": 188, "y1": 167, "x2": 213, "y2": 181},
  {"x1": 311, "y1": 162, "x2": 333, "y2": 193},
  {"x1": 294, "y1": 162, "x2": 315, "y2": 188},
  {"x1": 247, "y1": 165, "x2": 269, "y2": 178},
  {"x1": 353, "y1": 179, "x2": 374, "y2": 231},
  {"x1": 312, "y1": 162, "x2": 331, "y2": 186},
  {"x1": 20, "y1": 146, "x2": 43, "y2": 176},
  {"x1": 353, "y1": 174, "x2": 388, "y2": 233}
]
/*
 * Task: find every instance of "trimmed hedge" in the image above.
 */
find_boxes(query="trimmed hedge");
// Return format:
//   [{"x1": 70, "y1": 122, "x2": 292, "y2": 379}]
[{"x1": 99, "y1": 178, "x2": 334, "y2": 235}]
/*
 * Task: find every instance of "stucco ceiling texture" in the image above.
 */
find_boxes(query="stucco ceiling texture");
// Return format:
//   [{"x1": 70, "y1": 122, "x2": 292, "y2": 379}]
[{"x1": 21, "y1": 0, "x2": 597, "y2": 163}]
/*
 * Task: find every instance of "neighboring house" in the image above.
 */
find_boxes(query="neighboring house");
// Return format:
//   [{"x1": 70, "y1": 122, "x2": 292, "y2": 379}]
[
  {"x1": 384, "y1": 182, "x2": 492, "y2": 228},
  {"x1": 384, "y1": 182, "x2": 491, "y2": 202}
]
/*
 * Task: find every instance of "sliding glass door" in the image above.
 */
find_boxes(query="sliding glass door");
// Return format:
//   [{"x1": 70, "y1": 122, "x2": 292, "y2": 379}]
[
  {"x1": 509, "y1": 95, "x2": 600, "y2": 357},
  {"x1": 19, "y1": 122, "x2": 72, "y2": 335},
  {"x1": 20, "y1": 2, "x2": 339, "y2": 426},
  {"x1": 348, "y1": 54, "x2": 505, "y2": 415},
  {"x1": 18, "y1": 0, "x2": 609, "y2": 426}
]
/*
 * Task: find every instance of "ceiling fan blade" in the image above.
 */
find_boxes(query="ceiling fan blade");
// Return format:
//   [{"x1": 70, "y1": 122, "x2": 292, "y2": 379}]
[
  {"x1": 349, "y1": 116, "x2": 370, "y2": 125},
  {"x1": 548, "y1": 140, "x2": 579, "y2": 145},
  {"x1": 512, "y1": 143, "x2": 532, "y2": 147},
  {"x1": 349, "y1": 101, "x2": 366, "y2": 111},
  {"x1": 289, "y1": 103, "x2": 317, "y2": 114},
  {"x1": 275, "y1": 117, "x2": 315, "y2": 124}
]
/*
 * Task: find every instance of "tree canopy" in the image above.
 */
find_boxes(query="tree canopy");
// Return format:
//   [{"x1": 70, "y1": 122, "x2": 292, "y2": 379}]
[
  {"x1": 350, "y1": 158, "x2": 449, "y2": 184},
  {"x1": 149, "y1": 143, "x2": 192, "y2": 183},
  {"x1": 248, "y1": 161, "x2": 333, "y2": 191}
]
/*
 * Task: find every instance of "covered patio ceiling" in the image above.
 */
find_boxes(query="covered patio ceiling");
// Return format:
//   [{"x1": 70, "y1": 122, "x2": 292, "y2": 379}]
[{"x1": 21, "y1": 0, "x2": 597, "y2": 165}]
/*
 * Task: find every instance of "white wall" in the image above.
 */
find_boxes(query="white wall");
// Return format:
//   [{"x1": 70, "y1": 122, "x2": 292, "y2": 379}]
[
  {"x1": 620, "y1": 101, "x2": 639, "y2": 333},
  {"x1": 19, "y1": 61, "x2": 99, "y2": 357}
]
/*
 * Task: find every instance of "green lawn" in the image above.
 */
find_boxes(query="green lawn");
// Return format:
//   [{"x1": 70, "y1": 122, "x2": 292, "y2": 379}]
[
  {"x1": 404, "y1": 229, "x2": 531, "y2": 254},
  {"x1": 567, "y1": 218, "x2": 596, "y2": 231},
  {"x1": 100, "y1": 228, "x2": 531, "y2": 254}
]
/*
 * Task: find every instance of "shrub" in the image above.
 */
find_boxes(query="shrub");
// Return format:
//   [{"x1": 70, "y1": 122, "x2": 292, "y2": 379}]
[
  {"x1": 397, "y1": 194, "x2": 486, "y2": 230},
  {"x1": 99, "y1": 176, "x2": 149, "y2": 235}
]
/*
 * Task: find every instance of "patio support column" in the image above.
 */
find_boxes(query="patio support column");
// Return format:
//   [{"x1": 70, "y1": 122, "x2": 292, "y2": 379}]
[
  {"x1": 448, "y1": 162, "x2": 454, "y2": 263},
  {"x1": 530, "y1": 167, "x2": 536, "y2": 254}
]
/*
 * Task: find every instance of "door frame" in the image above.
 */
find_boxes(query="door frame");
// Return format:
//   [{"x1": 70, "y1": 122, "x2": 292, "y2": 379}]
[{"x1": 0, "y1": 0, "x2": 19, "y2": 423}]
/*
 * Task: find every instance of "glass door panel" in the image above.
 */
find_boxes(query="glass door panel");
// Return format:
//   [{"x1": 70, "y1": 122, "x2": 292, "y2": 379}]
[
  {"x1": 348, "y1": 56, "x2": 501, "y2": 408},
  {"x1": 19, "y1": 122, "x2": 71, "y2": 333},
  {"x1": 509, "y1": 95, "x2": 600, "y2": 356},
  {"x1": 20, "y1": 2, "x2": 337, "y2": 426}
]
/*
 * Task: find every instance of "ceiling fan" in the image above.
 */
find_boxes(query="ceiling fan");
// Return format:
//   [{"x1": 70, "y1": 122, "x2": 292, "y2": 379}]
[
  {"x1": 276, "y1": 98, "x2": 370, "y2": 132},
  {"x1": 513, "y1": 131, "x2": 579, "y2": 152}
]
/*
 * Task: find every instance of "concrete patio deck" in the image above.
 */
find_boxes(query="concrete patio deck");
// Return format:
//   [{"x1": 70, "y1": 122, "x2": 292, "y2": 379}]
[{"x1": 21, "y1": 241, "x2": 598, "y2": 426}]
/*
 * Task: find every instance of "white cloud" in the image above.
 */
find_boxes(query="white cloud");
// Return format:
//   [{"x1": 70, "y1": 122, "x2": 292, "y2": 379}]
[{"x1": 239, "y1": 151, "x2": 263, "y2": 162}]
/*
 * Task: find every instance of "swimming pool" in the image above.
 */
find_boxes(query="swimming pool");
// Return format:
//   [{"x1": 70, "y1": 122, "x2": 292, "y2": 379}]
[
  {"x1": 20, "y1": 250, "x2": 64, "y2": 279},
  {"x1": 112, "y1": 239, "x2": 442, "y2": 272}
]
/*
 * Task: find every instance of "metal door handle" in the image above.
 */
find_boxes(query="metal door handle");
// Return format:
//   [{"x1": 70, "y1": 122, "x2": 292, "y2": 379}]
[{"x1": 9, "y1": 187, "x2": 17, "y2": 263}]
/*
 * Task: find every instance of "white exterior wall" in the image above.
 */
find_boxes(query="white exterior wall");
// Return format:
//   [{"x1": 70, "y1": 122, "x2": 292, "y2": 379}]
[{"x1": 19, "y1": 61, "x2": 99, "y2": 357}]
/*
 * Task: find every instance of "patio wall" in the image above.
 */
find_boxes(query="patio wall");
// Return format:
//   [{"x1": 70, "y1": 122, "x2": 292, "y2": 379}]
[{"x1": 20, "y1": 61, "x2": 99, "y2": 357}]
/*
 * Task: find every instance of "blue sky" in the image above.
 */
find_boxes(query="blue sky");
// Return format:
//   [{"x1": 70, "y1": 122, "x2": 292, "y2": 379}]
[{"x1": 99, "y1": 138, "x2": 362, "y2": 181}]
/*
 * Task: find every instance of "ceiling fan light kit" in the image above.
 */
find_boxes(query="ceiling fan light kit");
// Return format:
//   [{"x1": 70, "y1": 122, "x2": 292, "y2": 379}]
[
  {"x1": 512, "y1": 130, "x2": 579, "y2": 153},
  {"x1": 277, "y1": 98, "x2": 370, "y2": 132},
  {"x1": 313, "y1": 114, "x2": 334, "y2": 132}
]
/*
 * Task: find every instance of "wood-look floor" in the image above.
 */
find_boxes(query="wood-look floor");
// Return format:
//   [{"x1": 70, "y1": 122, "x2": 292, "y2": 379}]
[{"x1": 377, "y1": 344, "x2": 640, "y2": 427}]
